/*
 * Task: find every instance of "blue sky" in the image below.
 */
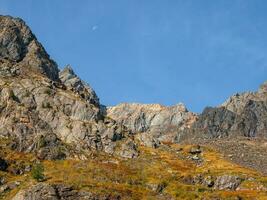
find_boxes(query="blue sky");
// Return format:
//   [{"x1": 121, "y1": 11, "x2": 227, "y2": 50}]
[{"x1": 0, "y1": 0, "x2": 266, "y2": 112}]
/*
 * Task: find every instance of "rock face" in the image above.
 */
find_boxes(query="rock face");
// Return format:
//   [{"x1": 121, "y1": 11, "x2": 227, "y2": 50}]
[
  {"x1": 259, "y1": 81, "x2": 267, "y2": 94},
  {"x1": 12, "y1": 183, "x2": 121, "y2": 200},
  {"x1": 107, "y1": 103, "x2": 197, "y2": 143},
  {"x1": 0, "y1": 15, "x2": 59, "y2": 80},
  {"x1": 213, "y1": 175, "x2": 242, "y2": 191},
  {"x1": 0, "y1": 15, "x2": 137, "y2": 159},
  {"x1": 59, "y1": 65, "x2": 99, "y2": 106},
  {"x1": 183, "y1": 174, "x2": 242, "y2": 191},
  {"x1": 179, "y1": 83, "x2": 267, "y2": 141}
]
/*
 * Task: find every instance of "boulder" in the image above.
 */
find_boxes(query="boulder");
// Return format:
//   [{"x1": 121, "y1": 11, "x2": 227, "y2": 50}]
[
  {"x1": 213, "y1": 175, "x2": 242, "y2": 191},
  {"x1": 119, "y1": 139, "x2": 139, "y2": 159},
  {"x1": 12, "y1": 183, "x2": 121, "y2": 200},
  {"x1": 135, "y1": 132, "x2": 161, "y2": 148}
]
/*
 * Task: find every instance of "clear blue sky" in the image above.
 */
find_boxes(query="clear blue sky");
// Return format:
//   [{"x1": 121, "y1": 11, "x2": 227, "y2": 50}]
[{"x1": 0, "y1": 1, "x2": 266, "y2": 112}]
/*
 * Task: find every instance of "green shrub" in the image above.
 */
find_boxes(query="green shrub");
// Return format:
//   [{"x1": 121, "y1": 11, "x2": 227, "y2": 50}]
[{"x1": 31, "y1": 163, "x2": 45, "y2": 182}]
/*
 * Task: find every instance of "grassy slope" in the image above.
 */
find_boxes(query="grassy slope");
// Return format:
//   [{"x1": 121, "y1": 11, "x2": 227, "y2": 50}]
[{"x1": 1, "y1": 143, "x2": 267, "y2": 200}]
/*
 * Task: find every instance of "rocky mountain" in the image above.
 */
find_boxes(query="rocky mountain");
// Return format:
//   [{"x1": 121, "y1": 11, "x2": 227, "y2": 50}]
[
  {"x1": 178, "y1": 81, "x2": 267, "y2": 142},
  {"x1": 0, "y1": 15, "x2": 138, "y2": 160},
  {"x1": 1, "y1": 15, "x2": 267, "y2": 200},
  {"x1": 0, "y1": 15, "x2": 59, "y2": 80}
]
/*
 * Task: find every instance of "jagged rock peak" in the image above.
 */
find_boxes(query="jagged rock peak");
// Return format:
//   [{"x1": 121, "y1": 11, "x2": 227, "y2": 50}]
[
  {"x1": 0, "y1": 16, "x2": 138, "y2": 159},
  {"x1": 60, "y1": 65, "x2": 75, "y2": 77},
  {"x1": 59, "y1": 65, "x2": 99, "y2": 106},
  {"x1": 259, "y1": 81, "x2": 267, "y2": 94},
  {"x1": 0, "y1": 15, "x2": 59, "y2": 80}
]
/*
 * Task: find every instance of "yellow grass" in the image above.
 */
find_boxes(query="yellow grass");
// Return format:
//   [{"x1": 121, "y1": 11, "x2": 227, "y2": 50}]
[{"x1": 1, "y1": 144, "x2": 267, "y2": 199}]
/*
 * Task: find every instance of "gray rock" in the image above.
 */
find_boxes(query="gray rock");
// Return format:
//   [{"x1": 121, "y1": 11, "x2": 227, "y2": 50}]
[
  {"x1": 180, "y1": 82, "x2": 267, "y2": 142},
  {"x1": 0, "y1": 15, "x2": 59, "y2": 81},
  {"x1": 107, "y1": 103, "x2": 197, "y2": 144},
  {"x1": 213, "y1": 175, "x2": 242, "y2": 191},
  {"x1": 12, "y1": 183, "x2": 77, "y2": 200},
  {"x1": 259, "y1": 81, "x2": 267, "y2": 94},
  {"x1": 182, "y1": 174, "x2": 243, "y2": 191},
  {"x1": 135, "y1": 132, "x2": 161, "y2": 148},
  {"x1": 0, "y1": 15, "x2": 138, "y2": 160},
  {"x1": 12, "y1": 183, "x2": 121, "y2": 200},
  {"x1": 119, "y1": 139, "x2": 139, "y2": 159},
  {"x1": 59, "y1": 65, "x2": 99, "y2": 106}
]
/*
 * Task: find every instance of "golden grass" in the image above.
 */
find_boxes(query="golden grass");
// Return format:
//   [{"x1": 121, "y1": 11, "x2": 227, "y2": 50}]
[{"x1": 1, "y1": 144, "x2": 267, "y2": 199}]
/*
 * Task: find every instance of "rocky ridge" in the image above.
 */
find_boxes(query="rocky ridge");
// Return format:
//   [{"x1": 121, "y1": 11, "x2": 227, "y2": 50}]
[
  {"x1": 0, "y1": 15, "x2": 59, "y2": 80},
  {"x1": 178, "y1": 82, "x2": 267, "y2": 142},
  {"x1": 0, "y1": 15, "x2": 138, "y2": 160},
  {"x1": 59, "y1": 65, "x2": 99, "y2": 106},
  {"x1": 107, "y1": 103, "x2": 197, "y2": 144}
]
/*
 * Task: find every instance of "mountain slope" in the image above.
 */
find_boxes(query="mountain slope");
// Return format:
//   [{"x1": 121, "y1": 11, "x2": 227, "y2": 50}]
[
  {"x1": 0, "y1": 15, "x2": 138, "y2": 160},
  {"x1": 176, "y1": 81, "x2": 267, "y2": 175}
]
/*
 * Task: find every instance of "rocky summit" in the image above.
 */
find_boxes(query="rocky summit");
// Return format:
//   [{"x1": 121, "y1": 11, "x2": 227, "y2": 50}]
[
  {"x1": 0, "y1": 15, "x2": 267, "y2": 200},
  {"x1": 0, "y1": 15, "x2": 138, "y2": 160}
]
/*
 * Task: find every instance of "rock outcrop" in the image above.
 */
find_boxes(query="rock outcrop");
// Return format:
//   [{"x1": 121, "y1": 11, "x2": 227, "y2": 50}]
[
  {"x1": 59, "y1": 65, "x2": 99, "y2": 106},
  {"x1": 213, "y1": 175, "x2": 242, "y2": 191},
  {"x1": 107, "y1": 103, "x2": 197, "y2": 143},
  {"x1": 0, "y1": 15, "x2": 59, "y2": 81},
  {"x1": 12, "y1": 183, "x2": 121, "y2": 200},
  {"x1": 178, "y1": 82, "x2": 267, "y2": 142},
  {"x1": 259, "y1": 81, "x2": 267, "y2": 94},
  {"x1": 183, "y1": 174, "x2": 243, "y2": 191},
  {"x1": 0, "y1": 15, "x2": 137, "y2": 159}
]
